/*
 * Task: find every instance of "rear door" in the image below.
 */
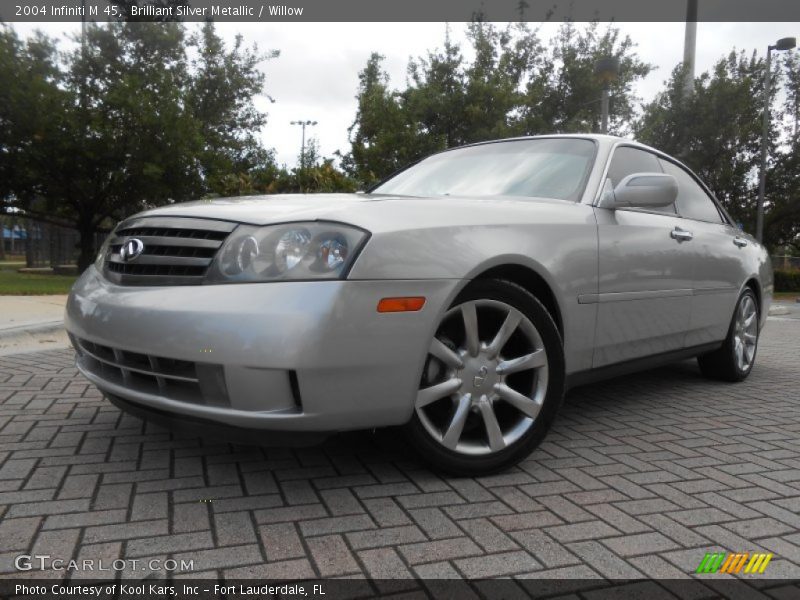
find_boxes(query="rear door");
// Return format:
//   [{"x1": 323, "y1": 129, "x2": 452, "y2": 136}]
[
  {"x1": 592, "y1": 146, "x2": 694, "y2": 367},
  {"x1": 658, "y1": 159, "x2": 744, "y2": 346}
]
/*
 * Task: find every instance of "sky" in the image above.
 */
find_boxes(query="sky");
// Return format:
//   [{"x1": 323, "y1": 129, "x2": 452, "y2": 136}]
[{"x1": 10, "y1": 21, "x2": 800, "y2": 168}]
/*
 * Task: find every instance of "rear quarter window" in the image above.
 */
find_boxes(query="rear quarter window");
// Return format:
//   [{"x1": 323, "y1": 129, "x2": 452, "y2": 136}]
[{"x1": 659, "y1": 159, "x2": 724, "y2": 224}]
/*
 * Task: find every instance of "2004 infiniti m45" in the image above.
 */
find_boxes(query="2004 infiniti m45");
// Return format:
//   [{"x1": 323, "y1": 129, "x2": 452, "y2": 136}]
[{"x1": 66, "y1": 135, "x2": 772, "y2": 474}]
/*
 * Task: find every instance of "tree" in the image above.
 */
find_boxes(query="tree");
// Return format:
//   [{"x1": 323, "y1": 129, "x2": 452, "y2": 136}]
[
  {"x1": 781, "y1": 52, "x2": 800, "y2": 143},
  {"x1": 636, "y1": 51, "x2": 772, "y2": 240},
  {"x1": 0, "y1": 22, "x2": 276, "y2": 270},
  {"x1": 292, "y1": 139, "x2": 358, "y2": 193},
  {"x1": 461, "y1": 22, "x2": 542, "y2": 141},
  {"x1": 188, "y1": 22, "x2": 279, "y2": 194},
  {"x1": 520, "y1": 21, "x2": 652, "y2": 135},
  {"x1": 344, "y1": 21, "x2": 652, "y2": 185},
  {"x1": 0, "y1": 28, "x2": 63, "y2": 213},
  {"x1": 343, "y1": 53, "x2": 434, "y2": 186},
  {"x1": 207, "y1": 137, "x2": 357, "y2": 197},
  {"x1": 769, "y1": 54, "x2": 800, "y2": 253},
  {"x1": 404, "y1": 26, "x2": 468, "y2": 149},
  {"x1": 767, "y1": 141, "x2": 800, "y2": 252}
]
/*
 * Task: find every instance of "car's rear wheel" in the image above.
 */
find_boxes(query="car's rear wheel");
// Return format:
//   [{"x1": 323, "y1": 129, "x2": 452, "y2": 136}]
[
  {"x1": 697, "y1": 288, "x2": 759, "y2": 382},
  {"x1": 404, "y1": 279, "x2": 565, "y2": 476}
]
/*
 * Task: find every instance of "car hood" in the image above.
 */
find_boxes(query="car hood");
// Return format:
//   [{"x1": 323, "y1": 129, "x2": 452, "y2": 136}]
[
  {"x1": 135, "y1": 193, "x2": 381, "y2": 224},
  {"x1": 130, "y1": 192, "x2": 576, "y2": 234}
]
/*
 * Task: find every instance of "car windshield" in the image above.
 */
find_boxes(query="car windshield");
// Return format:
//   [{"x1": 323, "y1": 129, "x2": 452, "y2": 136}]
[{"x1": 372, "y1": 138, "x2": 596, "y2": 201}]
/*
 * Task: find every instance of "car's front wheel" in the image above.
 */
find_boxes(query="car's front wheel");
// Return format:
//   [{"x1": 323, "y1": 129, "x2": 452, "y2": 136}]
[
  {"x1": 697, "y1": 288, "x2": 760, "y2": 382},
  {"x1": 404, "y1": 279, "x2": 565, "y2": 476}
]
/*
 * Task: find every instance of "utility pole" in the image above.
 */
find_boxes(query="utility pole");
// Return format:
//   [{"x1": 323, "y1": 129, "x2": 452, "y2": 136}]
[
  {"x1": 594, "y1": 58, "x2": 620, "y2": 134},
  {"x1": 682, "y1": 0, "x2": 698, "y2": 99},
  {"x1": 290, "y1": 120, "x2": 318, "y2": 193},
  {"x1": 290, "y1": 120, "x2": 318, "y2": 171},
  {"x1": 600, "y1": 87, "x2": 610, "y2": 134}
]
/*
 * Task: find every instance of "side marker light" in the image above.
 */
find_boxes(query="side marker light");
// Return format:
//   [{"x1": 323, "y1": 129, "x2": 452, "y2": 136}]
[{"x1": 377, "y1": 297, "x2": 426, "y2": 313}]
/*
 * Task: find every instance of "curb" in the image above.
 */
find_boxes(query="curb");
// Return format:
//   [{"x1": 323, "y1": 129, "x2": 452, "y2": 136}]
[{"x1": 0, "y1": 321, "x2": 65, "y2": 340}]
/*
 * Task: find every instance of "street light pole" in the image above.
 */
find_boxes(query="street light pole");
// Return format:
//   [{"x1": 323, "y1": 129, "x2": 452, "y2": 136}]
[
  {"x1": 290, "y1": 120, "x2": 318, "y2": 171},
  {"x1": 756, "y1": 37, "x2": 796, "y2": 244},
  {"x1": 756, "y1": 47, "x2": 773, "y2": 244}
]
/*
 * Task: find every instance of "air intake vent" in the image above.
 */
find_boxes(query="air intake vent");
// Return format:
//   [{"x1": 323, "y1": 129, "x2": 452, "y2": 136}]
[{"x1": 71, "y1": 335, "x2": 229, "y2": 407}]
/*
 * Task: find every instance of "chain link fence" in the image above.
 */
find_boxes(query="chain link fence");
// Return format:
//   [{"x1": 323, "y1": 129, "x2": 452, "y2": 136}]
[
  {"x1": 772, "y1": 255, "x2": 800, "y2": 272},
  {"x1": 1, "y1": 219, "x2": 105, "y2": 269}
]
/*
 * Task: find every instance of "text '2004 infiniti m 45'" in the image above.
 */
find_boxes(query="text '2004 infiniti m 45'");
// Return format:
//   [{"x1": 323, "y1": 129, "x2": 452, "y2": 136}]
[{"x1": 66, "y1": 135, "x2": 772, "y2": 475}]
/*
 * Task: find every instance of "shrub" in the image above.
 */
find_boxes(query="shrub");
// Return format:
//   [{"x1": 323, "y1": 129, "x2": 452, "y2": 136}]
[{"x1": 774, "y1": 269, "x2": 800, "y2": 292}]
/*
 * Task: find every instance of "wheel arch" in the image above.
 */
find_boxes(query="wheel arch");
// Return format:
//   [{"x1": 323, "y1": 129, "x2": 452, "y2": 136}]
[
  {"x1": 744, "y1": 277, "x2": 762, "y2": 316},
  {"x1": 470, "y1": 262, "x2": 564, "y2": 338}
]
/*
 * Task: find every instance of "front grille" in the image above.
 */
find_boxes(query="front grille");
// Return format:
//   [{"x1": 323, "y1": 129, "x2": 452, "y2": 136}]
[
  {"x1": 71, "y1": 335, "x2": 228, "y2": 407},
  {"x1": 106, "y1": 262, "x2": 207, "y2": 278},
  {"x1": 103, "y1": 217, "x2": 237, "y2": 286}
]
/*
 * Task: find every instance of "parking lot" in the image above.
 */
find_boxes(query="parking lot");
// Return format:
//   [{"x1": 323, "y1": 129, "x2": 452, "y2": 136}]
[{"x1": 1, "y1": 318, "x2": 799, "y2": 596}]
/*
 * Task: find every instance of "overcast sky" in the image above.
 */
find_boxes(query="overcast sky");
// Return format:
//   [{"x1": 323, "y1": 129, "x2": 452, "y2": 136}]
[{"x1": 10, "y1": 21, "x2": 800, "y2": 167}]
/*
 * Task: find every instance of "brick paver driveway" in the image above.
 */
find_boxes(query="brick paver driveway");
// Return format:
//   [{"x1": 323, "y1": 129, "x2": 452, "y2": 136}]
[{"x1": 1, "y1": 319, "x2": 799, "y2": 593}]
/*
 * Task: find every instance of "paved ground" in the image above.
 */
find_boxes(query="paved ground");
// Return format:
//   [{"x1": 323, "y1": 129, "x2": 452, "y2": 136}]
[
  {"x1": 0, "y1": 295, "x2": 68, "y2": 356},
  {"x1": 0, "y1": 320, "x2": 799, "y2": 594},
  {"x1": 0, "y1": 295, "x2": 68, "y2": 331}
]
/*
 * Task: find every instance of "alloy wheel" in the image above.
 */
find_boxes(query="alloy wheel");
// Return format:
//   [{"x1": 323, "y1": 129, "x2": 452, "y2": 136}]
[
  {"x1": 734, "y1": 294, "x2": 758, "y2": 371},
  {"x1": 415, "y1": 299, "x2": 548, "y2": 456}
]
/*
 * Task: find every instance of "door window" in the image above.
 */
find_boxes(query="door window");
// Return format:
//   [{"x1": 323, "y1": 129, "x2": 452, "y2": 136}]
[
  {"x1": 606, "y1": 147, "x2": 676, "y2": 215},
  {"x1": 658, "y1": 159, "x2": 724, "y2": 223}
]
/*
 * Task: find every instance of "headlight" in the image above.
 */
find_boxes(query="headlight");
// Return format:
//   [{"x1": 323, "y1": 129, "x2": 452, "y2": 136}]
[{"x1": 206, "y1": 222, "x2": 369, "y2": 283}]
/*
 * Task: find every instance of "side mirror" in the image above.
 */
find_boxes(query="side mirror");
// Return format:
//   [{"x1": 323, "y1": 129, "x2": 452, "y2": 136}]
[{"x1": 600, "y1": 172, "x2": 678, "y2": 209}]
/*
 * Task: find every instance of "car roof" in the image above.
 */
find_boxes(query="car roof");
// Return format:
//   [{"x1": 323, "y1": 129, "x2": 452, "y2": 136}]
[{"x1": 456, "y1": 133, "x2": 653, "y2": 153}]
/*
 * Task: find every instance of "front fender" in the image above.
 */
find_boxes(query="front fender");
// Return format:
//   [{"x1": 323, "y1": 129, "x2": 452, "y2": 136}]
[{"x1": 348, "y1": 208, "x2": 599, "y2": 374}]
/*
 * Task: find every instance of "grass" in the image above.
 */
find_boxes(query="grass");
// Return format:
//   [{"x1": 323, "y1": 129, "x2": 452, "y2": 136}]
[{"x1": 0, "y1": 259, "x2": 77, "y2": 295}]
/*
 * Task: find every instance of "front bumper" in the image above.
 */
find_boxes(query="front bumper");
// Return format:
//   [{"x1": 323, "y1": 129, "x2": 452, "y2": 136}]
[{"x1": 66, "y1": 267, "x2": 461, "y2": 432}]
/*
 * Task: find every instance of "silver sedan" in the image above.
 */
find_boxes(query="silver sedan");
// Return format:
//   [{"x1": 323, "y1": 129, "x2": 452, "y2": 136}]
[{"x1": 65, "y1": 134, "x2": 772, "y2": 474}]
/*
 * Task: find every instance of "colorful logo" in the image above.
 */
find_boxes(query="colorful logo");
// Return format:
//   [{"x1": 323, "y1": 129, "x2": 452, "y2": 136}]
[{"x1": 696, "y1": 552, "x2": 772, "y2": 575}]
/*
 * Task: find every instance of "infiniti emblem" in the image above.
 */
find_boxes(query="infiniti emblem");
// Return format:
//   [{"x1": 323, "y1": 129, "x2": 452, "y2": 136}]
[
  {"x1": 473, "y1": 365, "x2": 489, "y2": 388},
  {"x1": 119, "y1": 238, "x2": 145, "y2": 262}
]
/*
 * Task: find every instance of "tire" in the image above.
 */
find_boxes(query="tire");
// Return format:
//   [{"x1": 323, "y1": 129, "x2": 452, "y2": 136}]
[
  {"x1": 404, "y1": 279, "x2": 565, "y2": 476},
  {"x1": 697, "y1": 288, "x2": 760, "y2": 382}
]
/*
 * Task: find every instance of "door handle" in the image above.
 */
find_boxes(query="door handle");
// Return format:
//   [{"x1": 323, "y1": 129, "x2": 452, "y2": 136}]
[
  {"x1": 733, "y1": 236, "x2": 748, "y2": 248},
  {"x1": 670, "y1": 227, "x2": 694, "y2": 242}
]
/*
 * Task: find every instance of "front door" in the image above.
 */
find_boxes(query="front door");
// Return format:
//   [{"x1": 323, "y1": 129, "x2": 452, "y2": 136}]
[{"x1": 591, "y1": 146, "x2": 694, "y2": 368}]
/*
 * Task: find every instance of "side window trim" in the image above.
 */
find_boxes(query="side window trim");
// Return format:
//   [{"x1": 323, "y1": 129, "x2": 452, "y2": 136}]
[{"x1": 592, "y1": 145, "x2": 617, "y2": 206}]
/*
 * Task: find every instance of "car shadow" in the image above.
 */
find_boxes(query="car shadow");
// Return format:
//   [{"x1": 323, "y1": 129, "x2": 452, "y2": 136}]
[{"x1": 140, "y1": 357, "x2": 767, "y2": 476}]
